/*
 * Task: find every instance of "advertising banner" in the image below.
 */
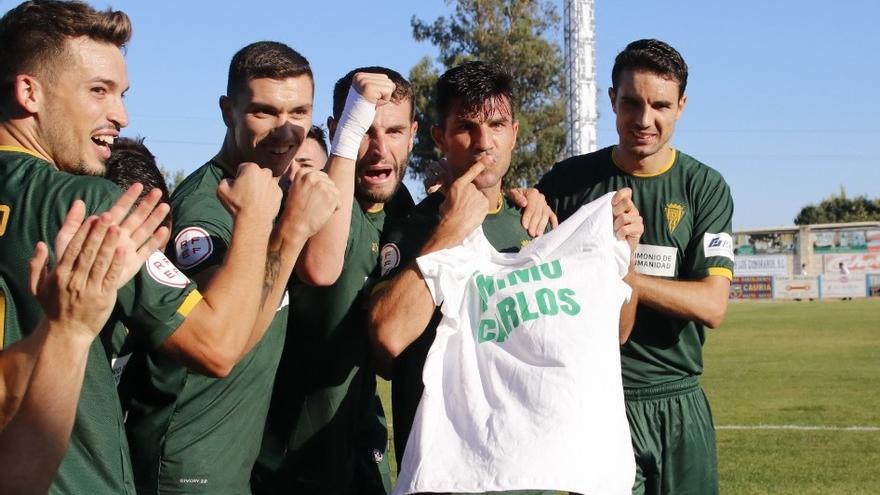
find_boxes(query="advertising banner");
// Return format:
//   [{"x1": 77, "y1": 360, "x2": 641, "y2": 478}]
[
  {"x1": 734, "y1": 255, "x2": 789, "y2": 276},
  {"x1": 729, "y1": 276, "x2": 773, "y2": 299},
  {"x1": 812, "y1": 230, "x2": 868, "y2": 253},
  {"x1": 821, "y1": 273, "x2": 867, "y2": 299},
  {"x1": 868, "y1": 274, "x2": 880, "y2": 297},
  {"x1": 734, "y1": 232, "x2": 796, "y2": 255},
  {"x1": 823, "y1": 253, "x2": 880, "y2": 274},
  {"x1": 774, "y1": 275, "x2": 819, "y2": 299},
  {"x1": 868, "y1": 230, "x2": 880, "y2": 253}
]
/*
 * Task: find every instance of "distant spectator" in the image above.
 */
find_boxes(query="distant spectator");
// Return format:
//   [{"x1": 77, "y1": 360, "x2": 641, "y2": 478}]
[{"x1": 838, "y1": 262, "x2": 852, "y2": 300}]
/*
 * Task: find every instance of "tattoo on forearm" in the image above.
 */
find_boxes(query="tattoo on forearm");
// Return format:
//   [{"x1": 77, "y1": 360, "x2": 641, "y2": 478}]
[{"x1": 261, "y1": 249, "x2": 281, "y2": 309}]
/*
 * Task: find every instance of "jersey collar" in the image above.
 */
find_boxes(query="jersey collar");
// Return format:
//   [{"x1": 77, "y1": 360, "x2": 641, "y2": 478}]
[
  {"x1": 0, "y1": 145, "x2": 47, "y2": 161},
  {"x1": 611, "y1": 146, "x2": 677, "y2": 178},
  {"x1": 487, "y1": 192, "x2": 504, "y2": 215}
]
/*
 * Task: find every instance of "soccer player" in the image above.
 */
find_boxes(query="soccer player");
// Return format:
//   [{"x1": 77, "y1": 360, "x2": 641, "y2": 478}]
[
  {"x1": 123, "y1": 43, "x2": 396, "y2": 494},
  {"x1": 105, "y1": 137, "x2": 171, "y2": 204},
  {"x1": 104, "y1": 137, "x2": 172, "y2": 377},
  {"x1": 253, "y1": 66, "x2": 416, "y2": 495},
  {"x1": 537, "y1": 39, "x2": 735, "y2": 495},
  {"x1": 0, "y1": 193, "x2": 167, "y2": 495},
  {"x1": 256, "y1": 65, "x2": 559, "y2": 494},
  {"x1": 292, "y1": 125, "x2": 329, "y2": 171},
  {"x1": 0, "y1": 2, "x2": 288, "y2": 492},
  {"x1": 369, "y1": 61, "x2": 642, "y2": 490}
]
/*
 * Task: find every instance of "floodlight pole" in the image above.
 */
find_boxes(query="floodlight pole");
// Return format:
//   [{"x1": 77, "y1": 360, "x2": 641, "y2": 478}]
[{"x1": 563, "y1": 0, "x2": 598, "y2": 158}]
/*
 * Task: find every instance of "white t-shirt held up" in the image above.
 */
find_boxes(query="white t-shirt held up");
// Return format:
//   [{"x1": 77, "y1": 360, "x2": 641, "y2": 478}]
[{"x1": 395, "y1": 192, "x2": 636, "y2": 495}]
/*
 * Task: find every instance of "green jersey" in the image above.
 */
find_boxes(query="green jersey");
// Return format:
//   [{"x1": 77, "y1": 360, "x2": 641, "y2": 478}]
[
  {"x1": 0, "y1": 275, "x2": 15, "y2": 356},
  {"x1": 255, "y1": 187, "x2": 414, "y2": 495},
  {"x1": 379, "y1": 193, "x2": 534, "y2": 469},
  {"x1": 0, "y1": 147, "x2": 199, "y2": 494},
  {"x1": 536, "y1": 146, "x2": 734, "y2": 388},
  {"x1": 123, "y1": 159, "x2": 288, "y2": 495}
]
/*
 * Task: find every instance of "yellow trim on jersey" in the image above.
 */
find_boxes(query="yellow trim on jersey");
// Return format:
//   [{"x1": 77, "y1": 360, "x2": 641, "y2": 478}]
[
  {"x1": 0, "y1": 204, "x2": 9, "y2": 237},
  {"x1": 708, "y1": 267, "x2": 733, "y2": 281},
  {"x1": 0, "y1": 291, "x2": 5, "y2": 350},
  {"x1": 487, "y1": 193, "x2": 503, "y2": 215},
  {"x1": 366, "y1": 204, "x2": 385, "y2": 214},
  {"x1": 0, "y1": 145, "x2": 45, "y2": 161},
  {"x1": 612, "y1": 147, "x2": 677, "y2": 178},
  {"x1": 176, "y1": 289, "x2": 203, "y2": 317}
]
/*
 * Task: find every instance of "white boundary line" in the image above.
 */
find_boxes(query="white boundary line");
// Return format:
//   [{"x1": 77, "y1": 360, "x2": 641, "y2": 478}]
[{"x1": 717, "y1": 424, "x2": 880, "y2": 432}]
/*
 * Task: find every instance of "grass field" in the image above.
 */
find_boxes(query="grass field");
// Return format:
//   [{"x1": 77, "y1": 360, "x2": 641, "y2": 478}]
[
  {"x1": 378, "y1": 298, "x2": 880, "y2": 493},
  {"x1": 704, "y1": 298, "x2": 880, "y2": 494}
]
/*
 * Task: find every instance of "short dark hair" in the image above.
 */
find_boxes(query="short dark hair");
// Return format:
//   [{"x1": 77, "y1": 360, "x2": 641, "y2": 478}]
[
  {"x1": 332, "y1": 66, "x2": 413, "y2": 120},
  {"x1": 105, "y1": 137, "x2": 171, "y2": 228},
  {"x1": 227, "y1": 41, "x2": 312, "y2": 101},
  {"x1": 306, "y1": 125, "x2": 328, "y2": 155},
  {"x1": 0, "y1": 0, "x2": 132, "y2": 117},
  {"x1": 435, "y1": 61, "x2": 514, "y2": 125},
  {"x1": 611, "y1": 39, "x2": 688, "y2": 97}
]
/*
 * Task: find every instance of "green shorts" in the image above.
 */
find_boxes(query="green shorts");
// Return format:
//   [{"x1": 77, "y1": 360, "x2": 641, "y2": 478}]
[{"x1": 624, "y1": 376, "x2": 718, "y2": 495}]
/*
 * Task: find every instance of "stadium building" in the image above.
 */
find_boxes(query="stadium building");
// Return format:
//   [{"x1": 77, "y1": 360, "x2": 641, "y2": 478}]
[{"x1": 731, "y1": 221, "x2": 880, "y2": 299}]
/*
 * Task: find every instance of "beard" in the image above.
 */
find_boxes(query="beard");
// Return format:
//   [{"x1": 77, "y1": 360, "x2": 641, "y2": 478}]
[
  {"x1": 353, "y1": 158, "x2": 406, "y2": 206},
  {"x1": 42, "y1": 109, "x2": 105, "y2": 176},
  {"x1": 354, "y1": 177, "x2": 401, "y2": 205}
]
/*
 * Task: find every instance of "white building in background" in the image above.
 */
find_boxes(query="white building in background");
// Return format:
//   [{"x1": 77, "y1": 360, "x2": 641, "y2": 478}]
[
  {"x1": 563, "y1": 0, "x2": 598, "y2": 157},
  {"x1": 733, "y1": 221, "x2": 880, "y2": 276},
  {"x1": 732, "y1": 222, "x2": 880, "y2": 299}
]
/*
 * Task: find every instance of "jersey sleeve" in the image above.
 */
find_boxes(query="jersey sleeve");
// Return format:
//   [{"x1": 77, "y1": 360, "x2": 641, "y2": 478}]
[
  {"x1": 169, "y1": 196, "x2": 233, "y2": 276},
  {"x1": 116, "y1": 252, "x2": 202, "y2": 349},
  {"x1": 535, "y1": 163, "x2": 563, "y2": 215},
  {"x1": 374, "y1": 200, "x2": 439, "y2": 292},
  {"x1": 84, "y1": 181, "x2": 202, "y2": 350},
  {"x1": 683, "y1": 171, "x2": 735, "y2": 280}
]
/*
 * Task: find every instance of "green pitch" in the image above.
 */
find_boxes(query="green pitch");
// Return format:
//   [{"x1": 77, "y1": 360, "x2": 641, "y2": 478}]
[
  {"x1": 378, "y1": 298, "x2": 880, "y2": 493},
  {"x1": 705, "y1": 298, "x2": 880, "y2": 494}
]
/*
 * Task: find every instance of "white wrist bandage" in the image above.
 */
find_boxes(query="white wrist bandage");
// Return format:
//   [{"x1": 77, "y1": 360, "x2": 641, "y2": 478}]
[{"x1": 330, "y1": 87, "x2": 376, "y2": 160}]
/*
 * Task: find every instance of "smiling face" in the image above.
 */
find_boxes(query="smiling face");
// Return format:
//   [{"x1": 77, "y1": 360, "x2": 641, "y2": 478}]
[
  {"x1": 349, "y1": 98, "x2": 416, "y2": 209},
  {"x1": 431, "y1": 95, "x2": 518, "y2": 195},
  {"x1": 610, "y1": 69, "x2": 686, "y2": 172},
  {"x1": 40, "y1": 36, "x2": 129, "y2": 175},
  {"x1": 292, "y1": 136, "x2": 327, "y2": 172},
  {"x1": 221, "y1": 75, "x2": 313, "y2": 177}
]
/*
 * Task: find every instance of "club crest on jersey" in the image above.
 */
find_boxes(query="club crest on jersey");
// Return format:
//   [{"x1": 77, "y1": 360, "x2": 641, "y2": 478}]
[
  {"x1": 174, "y1": 227, "x2": 213, "y2": 269},
  {"x1": 147, "y1": 251, "x2": 190, "y2": 288},
  {"x1": 380, "y1": 243, "x2": 400, "y2": 277},
  {"x1": 664, "y1": 203, "x2": 685, "y2": 233},
  {"x1": 703, "y1": 232, "x2": 734, "y2": 260}
]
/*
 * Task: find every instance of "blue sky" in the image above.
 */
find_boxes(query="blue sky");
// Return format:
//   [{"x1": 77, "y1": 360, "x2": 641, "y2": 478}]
[{"x1": 4, "y1": 0, "x2": 877, "y2": 229}]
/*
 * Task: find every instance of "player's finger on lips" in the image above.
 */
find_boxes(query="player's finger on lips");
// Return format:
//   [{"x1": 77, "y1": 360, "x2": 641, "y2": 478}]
[{"x1": 459, "y1": 162, "x2": 485, "y2": 184}]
